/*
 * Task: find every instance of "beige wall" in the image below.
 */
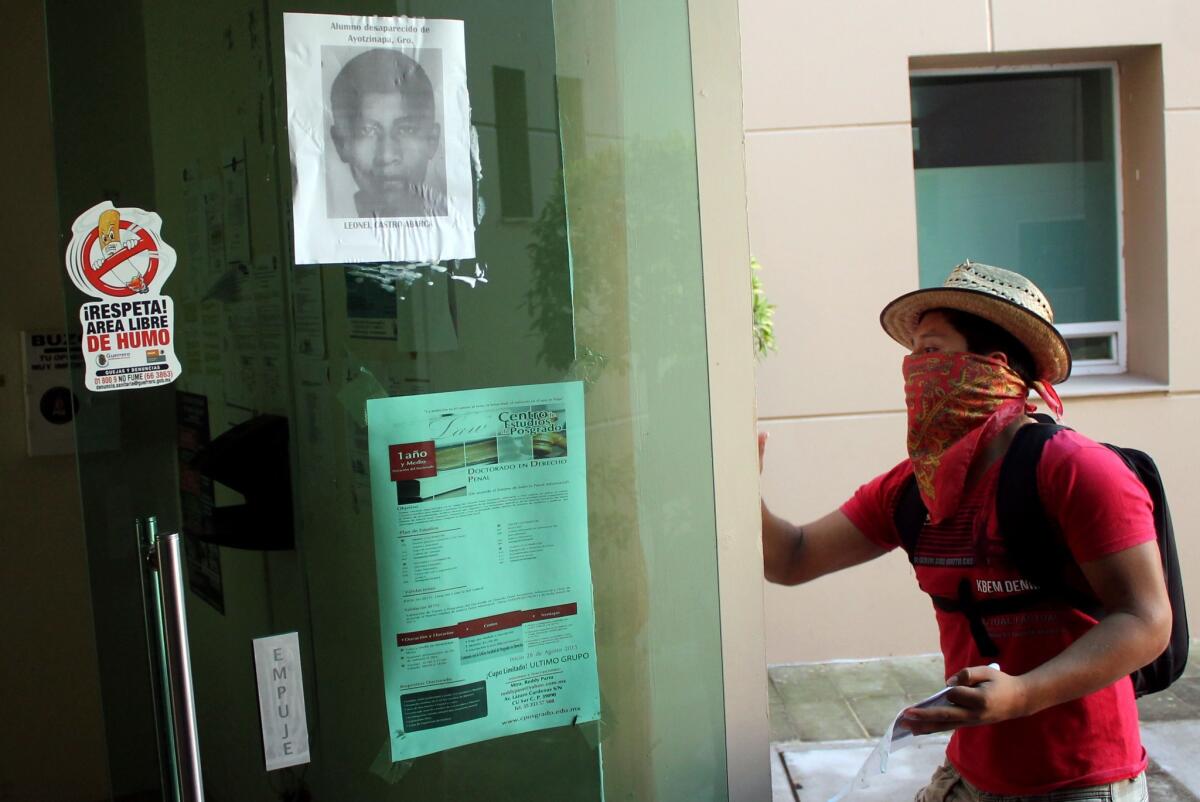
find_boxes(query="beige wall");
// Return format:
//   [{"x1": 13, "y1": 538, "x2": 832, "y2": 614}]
[
  {"x1": 0, "y1": 2, "x2": 108, "y2": 800},
  {"x1": 689, "y1": 0, "x2": 770, "y2": 796},
  {"x1": 743, "y1": 0, "x2": 1200, "y2": 664}
]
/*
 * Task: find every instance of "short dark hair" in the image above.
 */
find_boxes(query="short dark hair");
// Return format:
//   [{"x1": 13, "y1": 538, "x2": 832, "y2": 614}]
[
  {"x1": 923, "y1": 308, "x2": 1037, "y2": 384},
  {"x1": 330, "y1": 49, "x2": 434, "y2": 127}
]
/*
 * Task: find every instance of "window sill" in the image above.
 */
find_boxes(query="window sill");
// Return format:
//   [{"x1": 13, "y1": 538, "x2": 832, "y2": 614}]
[{"x1": 1056, "y1": 372, "x2": 1169, "y2": 399}]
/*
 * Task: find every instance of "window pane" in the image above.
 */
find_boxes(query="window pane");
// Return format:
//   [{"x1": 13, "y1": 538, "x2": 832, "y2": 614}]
[
  {"x1": 911, "y1": 69, "x2": 1119, "y2": 325},
  {"x1": 1065, "y1": 335, "x2": 1115, "y2": 361}
]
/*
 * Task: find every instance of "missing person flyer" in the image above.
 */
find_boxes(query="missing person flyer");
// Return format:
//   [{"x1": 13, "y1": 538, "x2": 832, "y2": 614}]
[
  {"x1": 283, "y1": 13, "x2": 476, "y2": 265},
  {"x1": 366, "y1": 381, "x2": 600, "y2": 760}
]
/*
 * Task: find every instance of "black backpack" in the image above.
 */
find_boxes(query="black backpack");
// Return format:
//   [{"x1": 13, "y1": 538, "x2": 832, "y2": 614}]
[{"x1": 894, "y1": 415, "x2": 1189, "y2": 697}]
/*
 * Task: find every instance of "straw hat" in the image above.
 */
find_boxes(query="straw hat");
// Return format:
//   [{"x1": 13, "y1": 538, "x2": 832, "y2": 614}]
[{"x1": 879, "y1": 260, "x2": 1072, "y2": 384}]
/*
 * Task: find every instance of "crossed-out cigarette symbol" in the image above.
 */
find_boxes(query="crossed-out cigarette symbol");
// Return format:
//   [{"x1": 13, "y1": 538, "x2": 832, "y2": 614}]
[{"x1": 87, "y1": 209, "x2": 155, "y2": 294}]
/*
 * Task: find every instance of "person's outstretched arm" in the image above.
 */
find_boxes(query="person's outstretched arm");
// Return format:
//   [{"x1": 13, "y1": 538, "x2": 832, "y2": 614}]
[{"x1": 760, "y1": 432, "x2": 888, "y2": 585}]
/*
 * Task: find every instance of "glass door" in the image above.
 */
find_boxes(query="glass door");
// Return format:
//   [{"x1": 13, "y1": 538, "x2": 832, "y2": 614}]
[{"x1": 47, "y1": 0, "x2": 729, "y2": 799}]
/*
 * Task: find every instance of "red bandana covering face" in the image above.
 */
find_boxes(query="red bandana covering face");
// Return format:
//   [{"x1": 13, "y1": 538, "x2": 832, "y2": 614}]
[{"x1": 903, "y1": 352, "x2": 1039, "y2": 523}]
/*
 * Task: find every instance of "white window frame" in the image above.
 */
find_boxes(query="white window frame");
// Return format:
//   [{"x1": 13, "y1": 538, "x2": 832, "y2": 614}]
[
  {"x1": 1058, "y1": 319, "x2": 1124, "y2": 374},
  {"x1": 909, "y1": 61, "x2": 1127, "y2": 376}
]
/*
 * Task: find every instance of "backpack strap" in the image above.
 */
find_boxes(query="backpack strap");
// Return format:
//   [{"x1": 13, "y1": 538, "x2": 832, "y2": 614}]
[
  {"x1": 893, "y1": 416, "x2": 1093, "y2": 660},
  {"x1": 894, "y1": 473, "x2": 926, "y2": 562},
  {"x1": 894, "y1": 466, "x2": 1051, "y2": 659},
  {"x1": 996, "y1": 419, "x2": 1101, "y2": 614},
  {"x1": 933, "y1": 578, "x2": 1004, "y2": 656}
]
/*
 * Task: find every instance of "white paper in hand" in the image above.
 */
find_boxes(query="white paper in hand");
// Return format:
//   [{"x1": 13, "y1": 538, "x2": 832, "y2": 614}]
[
  {"x1": 826, "y1": 685, "x2": 955, "y2": 802},
  {"x1": 827, "y1": 664, "x2": 998, "y2": 802}
]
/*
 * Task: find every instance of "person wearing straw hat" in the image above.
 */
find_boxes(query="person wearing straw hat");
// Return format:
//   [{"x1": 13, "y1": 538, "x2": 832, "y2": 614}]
[{"x1": 760, "y1": 261, "x2": 1170, "y2": 800}]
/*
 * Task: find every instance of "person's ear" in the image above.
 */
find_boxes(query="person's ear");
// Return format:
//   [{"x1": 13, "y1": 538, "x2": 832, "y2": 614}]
[{"x1": 987, "y1": 351, "x2": 1009, "y2": 365}]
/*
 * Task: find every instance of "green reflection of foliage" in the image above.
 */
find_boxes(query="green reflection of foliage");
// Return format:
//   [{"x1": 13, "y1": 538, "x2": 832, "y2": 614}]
[
  {"x1": 527, "y1": 139, "x2": 771, "y2": 374},
  {"x1": 525, "y1": 172, "x2": 576, "y2": 375},
  {"x1": 752, "y1": 257, "x2": 776, "y2": 360}
]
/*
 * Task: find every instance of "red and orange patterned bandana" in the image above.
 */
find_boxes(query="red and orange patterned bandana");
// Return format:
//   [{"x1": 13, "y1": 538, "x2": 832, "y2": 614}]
[{"x1": 904, "y1": 352, "x2": 1035, "y2": 523}]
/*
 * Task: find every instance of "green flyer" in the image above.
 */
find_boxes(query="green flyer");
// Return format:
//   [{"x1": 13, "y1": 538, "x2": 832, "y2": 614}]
[{"x1": 367, "y1": 381, "x2": 600, "y2": 760}]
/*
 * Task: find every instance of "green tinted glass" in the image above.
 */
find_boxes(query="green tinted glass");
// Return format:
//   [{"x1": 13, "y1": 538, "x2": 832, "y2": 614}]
[
  {"x1": 48, "y1": 0, "x2": 729, "y2": 799},
  {"x1": 1065, "y1": 335, "x2": 1115, "y2": 361}
]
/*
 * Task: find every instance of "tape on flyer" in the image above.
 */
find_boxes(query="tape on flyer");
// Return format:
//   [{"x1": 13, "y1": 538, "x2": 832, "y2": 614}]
[
  {"x1": 575, "y1": 717, "x2": 604, "y2": 750},
  {"x1": 368, "y1": 740, "x2": 413, "y2": 784},
  {"x1": 337, "y1": 364, "x2": 389, "y2": 426}
]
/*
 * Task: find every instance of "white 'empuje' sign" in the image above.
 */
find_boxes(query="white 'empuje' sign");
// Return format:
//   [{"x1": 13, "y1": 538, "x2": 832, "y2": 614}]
[{"x1": 252, "y1": 632, "x2": 311, "y2": 771}]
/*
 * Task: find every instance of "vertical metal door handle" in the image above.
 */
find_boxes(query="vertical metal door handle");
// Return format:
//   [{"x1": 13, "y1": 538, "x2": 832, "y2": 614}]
[{"x1": 152, "y1": 532, "x2": 206, "y2": 801}]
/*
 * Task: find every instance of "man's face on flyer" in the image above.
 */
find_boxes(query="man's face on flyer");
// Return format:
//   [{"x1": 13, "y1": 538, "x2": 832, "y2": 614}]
[{"x1": 334, "y1": 91, "x2": 440, "y2": 213}]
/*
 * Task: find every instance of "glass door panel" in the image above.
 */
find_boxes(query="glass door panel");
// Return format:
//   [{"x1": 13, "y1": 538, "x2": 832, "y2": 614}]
[{"x1": 47, "y1": 0, "x2": 728, "y2": 799}]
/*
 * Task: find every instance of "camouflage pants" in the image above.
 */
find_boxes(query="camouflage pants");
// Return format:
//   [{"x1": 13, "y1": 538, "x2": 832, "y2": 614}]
[{"x1": 915, "y1": 762, "x2": 1148, "y2": 802}]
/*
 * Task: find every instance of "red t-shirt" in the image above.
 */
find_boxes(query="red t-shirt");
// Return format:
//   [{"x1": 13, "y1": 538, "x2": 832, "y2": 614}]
[{"x1": 841, "y1": 429, "x2": 1156, "y2": 795}]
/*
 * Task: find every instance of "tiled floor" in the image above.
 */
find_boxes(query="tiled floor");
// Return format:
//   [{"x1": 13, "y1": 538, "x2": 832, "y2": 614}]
[
  {"x1": 770, "y1": 644, "x2": 1200, "y2": 801},
  {"x1": 769, "y1": 654, "x2": 946, "y2": 743}
]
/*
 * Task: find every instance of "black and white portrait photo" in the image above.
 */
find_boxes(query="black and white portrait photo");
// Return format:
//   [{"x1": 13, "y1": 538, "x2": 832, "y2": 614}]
[
  {"x1": 284, "y1": 14, "x2": 475, "y2": 265},
  {"x1": 324, "y1": 47, "x2": 448, "y2": 220}
]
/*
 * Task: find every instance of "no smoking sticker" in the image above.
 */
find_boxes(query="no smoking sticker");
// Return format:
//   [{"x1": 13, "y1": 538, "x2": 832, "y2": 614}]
[{"x1": 65, "y1": 201, "x2": 182, "y2": 392}]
